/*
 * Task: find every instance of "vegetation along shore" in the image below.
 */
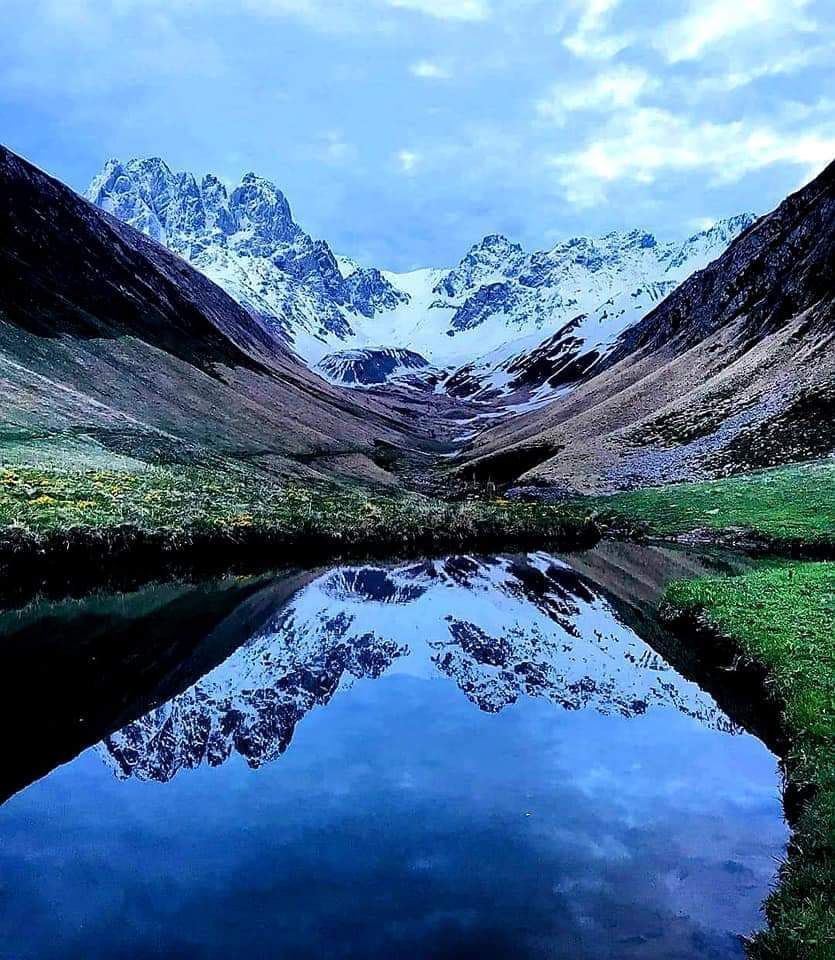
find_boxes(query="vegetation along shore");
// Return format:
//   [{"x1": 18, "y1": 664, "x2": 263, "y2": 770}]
[{"x1": 586, "y1": 462, "x2": 833, "y2": 960}]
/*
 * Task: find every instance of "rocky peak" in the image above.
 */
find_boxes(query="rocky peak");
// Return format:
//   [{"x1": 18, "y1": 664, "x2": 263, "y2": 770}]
[
  {"x1": 229, "y1": 172, "x2": 299, "y2": 248},
  {"x1": 344, "y1": 267, "x2": 410, "y2": 317},
  {"x1": 666, "y1": 213, "x2": 758, "y2": 272},
  {"x1": 200, "y1": 174, "x2": 236, "y2": 235},
  {"x1": 436, "y1": 233, "x2": 525, "y2": 298},
  {"x1": 85, "y1": 158, "x2": 408, "y2": 346}
]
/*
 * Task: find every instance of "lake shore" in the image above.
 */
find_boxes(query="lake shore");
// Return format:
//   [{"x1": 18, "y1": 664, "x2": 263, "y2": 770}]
[
  {"x1": 583, "y1": 464, "x2": 834, "y2": 960},
  {"x1": 661, "y1": 564, "x2": 834, "y2": 960},
  {"x1": 0, "y1": 457, "x2": 599, "y2": 602}
]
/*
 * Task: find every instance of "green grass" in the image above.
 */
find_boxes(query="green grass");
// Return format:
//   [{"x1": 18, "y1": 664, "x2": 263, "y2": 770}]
[
  {"x1": 585, "y1": 461, "x2": 835, "y2": 548},
  {"x1": 0, "y1": 459, "x2": 598, "y2": 578},
  {"x1": 664, "y1": 562, "x2": 835, "y2": 959}
]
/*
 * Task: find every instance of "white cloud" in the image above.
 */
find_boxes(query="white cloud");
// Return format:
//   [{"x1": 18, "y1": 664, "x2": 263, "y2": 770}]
[
  {"x1": 386, "y1": 0, "x2": 490, "y2": 21},
  {"x1": 693, "y1": 43, "x2": 834, "y2": 93},
  {"x1": 688, "y1": 216, "x2": 717, "y2": 232},
  {"x1": 536, "y1": 65, "x2": 656, "y2": 125},
  {"x1": 410, "y1": 59, "x2": 452, "y2": 80},
  {"x1": 562, "y1": 0, "x2": 629, "y2": 60},
  {"x1": 654, "y1": 0, "x2": 815, "y2": 63},
  {"x1": 397, "y1": 149, "x2": 420, "y2": 173},
  {"x1": 320, "y1": 131, "x2": 357, "y2": 165},
  {"x1": 253, "y1": 0, "x2": 491, "y2": 23},
  {"x1": 547, "y1": 106, "x2": 835, "y2": 207}
]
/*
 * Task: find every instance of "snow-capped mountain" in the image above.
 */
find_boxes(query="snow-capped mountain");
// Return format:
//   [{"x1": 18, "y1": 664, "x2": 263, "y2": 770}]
[
  {"x1": 86, "y1": 157, "x2": 407, "y2": 361},
  {"x1": 441, "y1": 216, "x2": 758, "y2": 404},
  {"x1": 99, "y1": 554, "x2": 735, "y2": 784},
  {"x1": 87, "y1": 158, "x2": 755, "y2": 401}
]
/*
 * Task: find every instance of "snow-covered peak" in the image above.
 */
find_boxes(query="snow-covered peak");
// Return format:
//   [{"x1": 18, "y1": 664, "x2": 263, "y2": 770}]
[
  {"x1": 86, "y1": 155, "x2": 755, "y2": 399},
  {"x1": 436, "y1": 232, "x2": 525, "y2": 298},
  {"x1": 336, "y1": 255, "x2": 360, "y2": 278},
  {"x1": 437, "y1": 214, "x2": 758, "y2": 404},
  {"x1": 666, "y1": 213, "x2": 757, "y2": 271},
  {"x1": 86, "y1": 158, "x2": 406, "y2": 354},
  {"x1": 228, "y1": 172, "x2": 299, "y2": 248}
]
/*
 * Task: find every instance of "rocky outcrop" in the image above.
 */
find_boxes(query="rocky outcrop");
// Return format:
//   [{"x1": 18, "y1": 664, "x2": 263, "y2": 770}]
[{"x1": 316, "y1": 347, "x2": 431, "y2": 385}]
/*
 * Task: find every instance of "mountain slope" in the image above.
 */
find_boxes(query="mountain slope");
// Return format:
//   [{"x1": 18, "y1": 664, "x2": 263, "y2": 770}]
[
  {"x1": 442, "y1": 216, "x2": 756, "y2": 405},
  {"x1": 0, "y1": 145, "x2": 440, "y2": 486},
  {"x1": 457, "y1": 160, "x2": 835, "y2": 493}
]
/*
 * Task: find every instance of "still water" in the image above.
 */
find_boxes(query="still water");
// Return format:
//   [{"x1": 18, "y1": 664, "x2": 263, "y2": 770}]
[{"x1": 0, "y1": 545, "x2": 786, "y2": 959}]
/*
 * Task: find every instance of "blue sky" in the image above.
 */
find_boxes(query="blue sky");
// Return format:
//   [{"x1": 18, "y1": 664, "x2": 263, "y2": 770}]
[{"x1": 2, "y1": 0, "x2": 833, "y2": 270}]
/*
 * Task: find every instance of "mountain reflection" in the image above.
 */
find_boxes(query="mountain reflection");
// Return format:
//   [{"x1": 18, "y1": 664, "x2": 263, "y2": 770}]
[{"x1": 100, "y1": 553, "x2": 736, "y2": 783}]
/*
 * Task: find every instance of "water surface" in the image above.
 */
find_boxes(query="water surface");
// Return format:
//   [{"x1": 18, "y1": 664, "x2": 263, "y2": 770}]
[{"x1": 0, "y1": 545, "x2": 785, "y2": 959}]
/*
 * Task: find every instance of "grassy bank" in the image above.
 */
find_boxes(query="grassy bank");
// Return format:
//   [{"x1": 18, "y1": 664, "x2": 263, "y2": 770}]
[
  {"x1": 662, "y1": 562, "x2": 834, "y2": 959},
  {"x1": 586, "y1": 461, "x2": 835, "y2": 553},
  {"x1": 0, "y1": 459, "x2": 599, "y2": 594}
]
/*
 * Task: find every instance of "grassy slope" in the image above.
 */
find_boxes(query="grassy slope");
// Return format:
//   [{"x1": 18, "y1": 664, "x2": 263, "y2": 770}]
[
  {"x1": 664, "y1": 563, "x2": 834, "y2": 959},
  {"x1": 585, "y1": 461, "x2": 835, "y2": 548},
  {"x1": 0, "y1": 450, "x2": 597, "y2": 578}
]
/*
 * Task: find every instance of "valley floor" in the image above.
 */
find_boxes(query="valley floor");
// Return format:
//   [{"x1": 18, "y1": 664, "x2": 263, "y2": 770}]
[{"x1": 0, "y1": 436, "x2": 598, "y2": 597}]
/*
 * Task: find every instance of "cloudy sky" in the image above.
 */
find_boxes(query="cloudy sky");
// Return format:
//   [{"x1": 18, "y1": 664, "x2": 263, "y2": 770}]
[{"x1": 2, "y1": 0, "x2": 833, "y2": 269}]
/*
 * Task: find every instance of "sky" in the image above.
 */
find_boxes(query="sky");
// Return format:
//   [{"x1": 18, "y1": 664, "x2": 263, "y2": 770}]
[{"x1": 1, "y1": 0, "x2": 833, "y2": 270}]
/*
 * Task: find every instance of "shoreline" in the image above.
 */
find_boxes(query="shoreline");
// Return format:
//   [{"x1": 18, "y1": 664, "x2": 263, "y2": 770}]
[
  {"x1": 660, "y1": 564, "x2": 834, "y2": 960},
  {"x1": 0, "y1": 512, "x2": 601, "y2": 607}
]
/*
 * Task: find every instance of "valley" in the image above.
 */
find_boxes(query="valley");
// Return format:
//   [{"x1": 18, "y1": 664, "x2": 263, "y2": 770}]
[{"x1": 1, "y1": 142, "x2": 833, "y2": 959}]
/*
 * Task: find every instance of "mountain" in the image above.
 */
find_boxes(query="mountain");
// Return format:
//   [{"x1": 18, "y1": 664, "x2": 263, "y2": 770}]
[
  {"x1": 86, "y1": 158, "x2": 753, "y2": 399},
  {"x1": 441, "y1": 216, "x2": 757, "y2": 406},
  {"x1": 86, "y1": 157, "x2": 408, "y2": 360},
  {"x1": 316, "y1": 347, "x2": 431, "y2": 386},
  {"x1": 0, "y1": 145, "x2": 439, "y2": 486},
  {"x1": 457, "y1": 160, "x2": 835, "y2": 493}
]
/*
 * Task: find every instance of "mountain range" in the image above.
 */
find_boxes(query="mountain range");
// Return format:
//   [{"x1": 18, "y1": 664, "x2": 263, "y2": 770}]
[
  {"x1": 86, "y1": 157, "x2": 755, "y2": 406},
  {"x1": 2, "y1": 142, "x2": 832, "y2": 493},
  {"x1": 0, "y1": 144, "x2": 447, "y2": 488}
]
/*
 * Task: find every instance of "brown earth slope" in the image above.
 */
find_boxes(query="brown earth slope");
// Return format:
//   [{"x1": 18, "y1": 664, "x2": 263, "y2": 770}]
[
  {"x1": 457, "y1": 159, "x2": 835, "y2": 494},
  {"x1": 0, "y1": 145, "x2": 450, "y2": 487}
]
